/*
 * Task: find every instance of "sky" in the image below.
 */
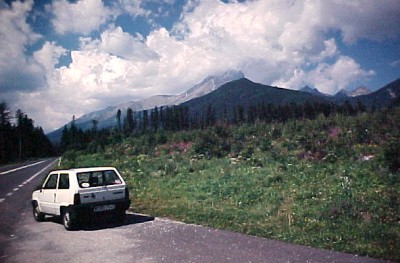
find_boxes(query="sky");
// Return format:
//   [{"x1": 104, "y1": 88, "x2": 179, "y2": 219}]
[{"x1": 0, "y1": 0, "x2": 399, "y2": 133}]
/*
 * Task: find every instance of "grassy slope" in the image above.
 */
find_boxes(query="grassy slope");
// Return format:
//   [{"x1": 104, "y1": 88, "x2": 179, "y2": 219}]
[{"x1": 60, "y1": 109, "x2": 400, "y2": 261}]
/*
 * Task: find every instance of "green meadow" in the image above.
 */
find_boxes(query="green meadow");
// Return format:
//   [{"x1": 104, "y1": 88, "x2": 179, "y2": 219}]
[{"x1": 60, "y1": 109, "x2": 400, "y2": 261}]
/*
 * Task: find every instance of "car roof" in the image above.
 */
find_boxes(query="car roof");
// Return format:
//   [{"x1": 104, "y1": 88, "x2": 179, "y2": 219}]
[{"x1": 51, "y1": 167, "x2": 117, "y2": 173}]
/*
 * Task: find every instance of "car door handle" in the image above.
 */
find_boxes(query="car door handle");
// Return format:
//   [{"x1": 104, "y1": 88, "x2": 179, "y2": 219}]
[{"x1": 54, "y1": 193, "x2": 56, "y2": 202}]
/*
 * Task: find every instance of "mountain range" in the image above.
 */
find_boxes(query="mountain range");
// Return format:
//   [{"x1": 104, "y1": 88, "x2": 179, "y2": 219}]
[
  {"x1": 73, "y1": 70, "x2": 245, "y2": 129},
  {"x1": 179, "y1": 78, "x2": 400, "y2": 122},
  {"x1": 181, "y1": 78, "x2": 324, "y2": 120},
  {"x1": 47, "y1": 70, "x2": 244, "y2": 142},
  {"x1": 300, "y1": 85, "x2": 371, "y2": 97},
  {"x1": 47, "y1": 71, "x2": 400, "y2": 143}
]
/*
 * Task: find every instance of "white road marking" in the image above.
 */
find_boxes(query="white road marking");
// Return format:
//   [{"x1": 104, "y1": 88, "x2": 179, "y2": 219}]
[
  {"x1": 0, "y1": 158, "x2": 59, "y2": 204},
  {"x1": 0, "y1": 160, "x2": 46, "y2": 175},
  {"x1": 22, "y1": 158, "x2": 59, "y2": 185}
]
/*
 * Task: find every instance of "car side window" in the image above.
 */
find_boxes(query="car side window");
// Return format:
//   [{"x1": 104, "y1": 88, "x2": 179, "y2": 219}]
[
  {"x1": 58, "y1": 173, "x2": 70, "y2": 189},
  {"x1": 44, "y1": 174, "x2": 58, "y2": 189}
]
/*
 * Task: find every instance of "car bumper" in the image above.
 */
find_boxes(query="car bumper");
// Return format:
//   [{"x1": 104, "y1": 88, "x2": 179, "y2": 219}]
[{"x1": 67, "y1": 198, "x2": 131, "y2": 220}]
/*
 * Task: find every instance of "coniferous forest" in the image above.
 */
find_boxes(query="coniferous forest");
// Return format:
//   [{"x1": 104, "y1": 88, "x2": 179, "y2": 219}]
[
  {"x1": 0, "y1": 101, "x2": 54, "y2": 164},
  {"x1": 60, "y1": 100, "x2": 370, "y2": 151}
]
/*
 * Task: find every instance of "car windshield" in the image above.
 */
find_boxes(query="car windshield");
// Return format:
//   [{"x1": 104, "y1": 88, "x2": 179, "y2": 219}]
[{"x1": 77, "y1": 170, "x2": 122, "y2": 188}]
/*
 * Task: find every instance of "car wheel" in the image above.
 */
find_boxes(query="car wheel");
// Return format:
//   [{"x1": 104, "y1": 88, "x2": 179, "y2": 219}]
[
  {"x1": 62, "y1": 210, "x2": 76, "y2": 231},
  {"x1": 33, "y1": 204, "x2": 45, "y2": 222}
]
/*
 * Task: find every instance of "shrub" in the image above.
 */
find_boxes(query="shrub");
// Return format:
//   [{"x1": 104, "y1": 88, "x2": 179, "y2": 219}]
[
  {"x1": 192, "y1": 129, "x2": 231, "y2": 158},
  {"x1": 384, "y1": 138, "x2": 400, "y2": 173}
]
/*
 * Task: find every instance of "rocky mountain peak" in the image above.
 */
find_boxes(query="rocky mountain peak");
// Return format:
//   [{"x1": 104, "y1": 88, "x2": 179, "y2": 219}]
[
  {"x1": 348, "y1": 86, "x2": 371, "y2": 97},
  {"x1": 300, "y1": 86, "x2": 328, "y2": 97}
]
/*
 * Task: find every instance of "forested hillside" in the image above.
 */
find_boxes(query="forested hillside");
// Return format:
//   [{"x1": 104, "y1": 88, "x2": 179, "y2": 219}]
[
  {"x1": 59, "y1": 88, "x2": 370, "y2": 152},
  {"x1": 0, "y1": 102, "x2": 54, "y2": 164},
  {"x1": 56, "y1": 77, "x2": 400, "y2": 148},
  {"x1": 59, "y1": 106, "x2": 400, "y2": 261}
]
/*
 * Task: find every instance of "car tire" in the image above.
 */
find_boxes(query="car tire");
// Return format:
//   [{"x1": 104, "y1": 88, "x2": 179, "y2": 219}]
[
  {"x1": 33, "y1": 204, "x2": 45, "y2": 222},
  {"x1": 62, "y1": 209, "x2": 76, "y2": 231}
]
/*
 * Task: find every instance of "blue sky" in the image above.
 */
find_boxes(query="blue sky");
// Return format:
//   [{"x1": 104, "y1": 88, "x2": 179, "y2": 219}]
[{"x1": 0, "y1": 0, "x2": 399, "y2": 132}]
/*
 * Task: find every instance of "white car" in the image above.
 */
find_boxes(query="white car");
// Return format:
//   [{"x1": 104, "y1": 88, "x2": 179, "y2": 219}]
[{"x1": 32, "y1": 167, "x2": 131, "y2": 230}]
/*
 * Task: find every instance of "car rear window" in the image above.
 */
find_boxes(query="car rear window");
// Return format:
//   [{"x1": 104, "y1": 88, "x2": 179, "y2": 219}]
[{"x1": 77, "y1": 170, "x2": 122, "y2": 188}]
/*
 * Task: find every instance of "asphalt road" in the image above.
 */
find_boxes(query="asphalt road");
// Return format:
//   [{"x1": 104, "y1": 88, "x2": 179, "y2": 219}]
[{"x1": 0, "y1": 159, "x2": 393, "y2": 263}]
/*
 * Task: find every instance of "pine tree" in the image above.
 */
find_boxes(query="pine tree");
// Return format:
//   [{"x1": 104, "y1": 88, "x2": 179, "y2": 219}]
[
  {"x1": 205, "y1": 104, "x2": 216, "y2": 127},
  {"x1": 70, "y1": 115, "x2": 79, "y2": 149},
  {"x1": 124, "y1": 108, "x2": 135, "y2": 135},
  {"x1": 151, "y1": 107, "x2": 159, "y2": 132},
  {"x1": 91, "y1": 119, "x2": 98, "y2": 133},
  {"x1": 236, "y1": 105, "x2": 245, "y2": 124},
  {"x1": 0, "y1": 102, "x2": 11, "y2": 163},
  {"x1": 61, "y1": 125, "x2": 70, "y2": 151},
  {"x1": 117, "y1": 109, "x2": 122, "y2": 131},
  {"x1": 142, "y1": 110, "x2": 148, "y2": 132}
]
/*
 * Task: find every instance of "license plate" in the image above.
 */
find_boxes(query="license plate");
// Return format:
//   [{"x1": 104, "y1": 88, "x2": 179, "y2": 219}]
[{"x1": 94, "y1": 204, "x2": 115, "y2": 212}]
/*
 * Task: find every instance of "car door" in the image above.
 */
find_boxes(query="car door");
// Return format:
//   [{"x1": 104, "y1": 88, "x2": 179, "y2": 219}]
[
  {"x1": 39, "y1": 173, "x2": 58, "y2": 214},
  {"x1": 54, "y1": 173, "x2": 71, "y2": 216}
]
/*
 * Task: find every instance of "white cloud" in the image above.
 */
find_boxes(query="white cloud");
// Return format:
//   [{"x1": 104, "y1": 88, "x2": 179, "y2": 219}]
[
  {"x1": 273, "y1": 56, "x2": 375, "y2": 94},
  {"x1": 168, "y1": 0, "x2": 333, "y2": 85},
  {"x1": 80, "y1": 26, "x2": 159, "y2": 61},
  {"x1": 321, "y1": 0, "x2": 400, "y2": 44},
  {"x1": 0, "y1": 0, "x2": 44, "y2": 93},
  {"x1": 33, "y1": 41, "x2": 67, "y2": 72},
  {"x1": 28, "y1": 48, "x2": 163, "y2": 131},
  {"x1": 50, "y1": 0, "x2": 118, "y2": 35},
  {"x1": 117, "y1": 0, "x2": 150, "y2": 17},
  {"x1": 390, "y1": 60, "x2": 400, "y2": 68},
  {"x1": 6, "y1": 0, "x2": 399, "y2": 132},
  {"x1": 170, "y1": 0, "x2": 393, "y2": 92},
  {"x1": 118, "y1": 0, "x2": 179, "y2": 19}
]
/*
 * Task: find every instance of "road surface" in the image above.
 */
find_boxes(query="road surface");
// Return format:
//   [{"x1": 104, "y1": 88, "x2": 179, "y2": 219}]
[{"x1": 0, "y1": 159, "x2": 392, "y2": 263}]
